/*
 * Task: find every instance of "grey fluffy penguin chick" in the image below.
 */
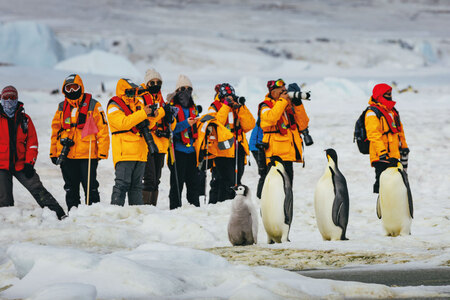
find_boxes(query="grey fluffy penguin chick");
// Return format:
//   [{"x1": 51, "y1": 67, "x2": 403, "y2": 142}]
[{"x1": 227, "y1": 185, "x2": 258, "y2": 246}]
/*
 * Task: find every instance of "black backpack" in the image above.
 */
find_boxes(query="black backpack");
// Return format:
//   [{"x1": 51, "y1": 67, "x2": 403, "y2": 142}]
[{"x1": 354, "y1": 106, "x2": 382, "y2": 154}]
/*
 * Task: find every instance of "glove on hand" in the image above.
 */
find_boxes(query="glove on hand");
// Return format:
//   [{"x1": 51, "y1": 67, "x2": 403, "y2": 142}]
[
  {"x1": 400, "y1": 148, "x2": 410, "y2": 156},
  {"x1": 287, "y1": 83, "x2": 303, "y2": 106},
  {"x1": 23, "y1": 163, "x2": 35, "y2": 178},
  {"x1": 51, "y1": 157, "x2": 58, "y2": 165},
  {"x1": 163, "y1": 105, "x2": 179, "y2": 124}
]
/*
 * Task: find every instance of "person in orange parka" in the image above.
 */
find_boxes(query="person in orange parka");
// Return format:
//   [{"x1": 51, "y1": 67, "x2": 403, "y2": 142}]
[
  {"x1": 365, "y1": 83, "x2": 409, "y2": 193},
  {"x1": 207, "y1": 83, "x2": 255, "y2": 203},
  {"x1": 50, "y1": 74, "x2": 110, "y2": 211},
  {"x1": 140, "y1": 69, "x2": 176, "y2": 206},
  {"x1": 258, "y1": 79, "x2": 311, "y2": 183},
  {"x1": 0, "y1": 86, "x2": 66, "y2": 219}
]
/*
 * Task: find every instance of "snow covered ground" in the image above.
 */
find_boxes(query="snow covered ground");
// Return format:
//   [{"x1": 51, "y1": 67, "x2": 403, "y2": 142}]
[{"x1": 1, "y1": 0, "x2": 450, "y2": 299}]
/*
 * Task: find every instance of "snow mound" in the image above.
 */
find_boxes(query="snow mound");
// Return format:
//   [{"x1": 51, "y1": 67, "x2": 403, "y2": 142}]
[
  {"x1": 0, "y1": 21, "x2": 63, "y2": 67},
  {"x1": 310, "y1": 77, "x2": 367, "y2": 103},
  {"x1": 54, "y1": 50, "x2": 140, "y2": 78},
  {"x1": 30, "y1": 283, "x2": 97, "y2": 300}
]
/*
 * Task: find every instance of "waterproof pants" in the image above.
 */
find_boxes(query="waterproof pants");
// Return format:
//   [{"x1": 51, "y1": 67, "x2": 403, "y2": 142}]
[
  {"x1": 0, "y1": 169, "x2": 66, "y2": 219},
  {"x1": 168, "y1": 151, "x2": 200, "y2": 210},
  {"x1": 251, "y1": 150, "x2": 267, "y2": 199},
  {"x1": 111, "y1": 161, "x2": 145, "y2": 206},
  {"x1": 209, "y1": 144, "x2": 246, "y2": 203},
  {"x1": 143, "y1": 152, "x2": 165, "y2": 192},
  {"x1": 61, "y1": 158, "x2": 100, "y2": 211},
  {"x1": 372, "y1": 161, "x2": 390, "y2": 194}
]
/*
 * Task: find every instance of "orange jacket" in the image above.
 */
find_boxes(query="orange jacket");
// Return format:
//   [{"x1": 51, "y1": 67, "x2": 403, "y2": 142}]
[
  {"x1": 365, "y1": 98, "x2": 408, "y2": 165},
  {"x1": 207, "y1": 96, "x2": 255, "y2": 160},
  {"x1": 259, "y1": 94, "x2": 309, "y2": 162},
  {"x1": 50, "y1": 75, "x2": 110, "y2": 160}
]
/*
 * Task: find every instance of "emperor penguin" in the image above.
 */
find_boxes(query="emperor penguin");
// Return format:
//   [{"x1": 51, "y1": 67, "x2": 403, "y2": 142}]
[
  {"x1": 314, "y1": 148, "x2": 349, "y2": 241},
  {"x1": 227, "y1": 185, "x2": 258, "y2": 246},
  {"x1": 378, "y1": 162, "x2": 413, "y2": 236},
  {"x1": 260, "y1": 157, "x2": 293, "y2": 244}
]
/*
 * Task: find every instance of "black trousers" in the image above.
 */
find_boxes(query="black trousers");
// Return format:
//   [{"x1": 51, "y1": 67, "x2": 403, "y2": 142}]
[
  {"x1": 143, "y1": 152, "x2": 165, "y2": 192},
  {"x1": 169, "y1": 151, "x2": 200, "y2": 209},
  {"x1": 61, "y1": 158, "x2": 99, "y2": 211},
  {"x1": 251, "y1": 150, "x2": 267, "y2": 199},
  {"x1": 0, "y1": 169, "x2": 66, "y2": 219},
  {"x1": 111, "y1": 161, "x2": 146, "y2": 206},
  {"x1": 372, "y1": 161, "x2": 390, "y2": 194},
  {"x1": 209, "y1": 144, "x2": 246, "y2": 203}
]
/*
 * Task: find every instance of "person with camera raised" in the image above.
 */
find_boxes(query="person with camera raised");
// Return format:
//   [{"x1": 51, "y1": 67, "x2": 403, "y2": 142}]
[
  {"x1": 1, "y1": 86, "x2": 66, "y2": 220},
  {"x1": 107, "y1": 78, "x2": 164, "y2": 206},
  {"x1": 258, "y1": 79, "x2": 312, "y2": 184},
  {"x1": 50, "y1": 74, "x2": 110, "y2": 212},
  {"x1": 207, "y1": 83, "x2": 255, "y2": 203},
  {"x1": 166, "y1": 74, "x2": 202, "y2": 209},
  {"x1": 140, "y1": 69, "x2": 176, "y2": 206}
]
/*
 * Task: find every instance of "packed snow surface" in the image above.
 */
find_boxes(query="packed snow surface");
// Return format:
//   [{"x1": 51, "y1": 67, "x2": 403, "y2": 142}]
[{"x1": 1, "y1": 0, "x2": 450, "y2": 299}]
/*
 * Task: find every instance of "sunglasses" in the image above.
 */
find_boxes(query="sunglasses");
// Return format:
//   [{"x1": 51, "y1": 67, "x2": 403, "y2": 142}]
[
  {"x1": 147, "y1": 80, "x2": 162, "y2": 87},
  {"x1": 1, "y1": 94, "x2": 17, "y2": 101},
  {"x1": 177, "y1": 86, "x2": 193, "y2": 92},
  {"x1": 64, "y1": 83, "x2": 81, "y2": 93}
]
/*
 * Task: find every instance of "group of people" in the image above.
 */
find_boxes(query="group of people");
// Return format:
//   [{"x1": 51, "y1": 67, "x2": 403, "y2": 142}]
[{"x1": 0, "y1": 71, "x2": 409, "y2": 220}]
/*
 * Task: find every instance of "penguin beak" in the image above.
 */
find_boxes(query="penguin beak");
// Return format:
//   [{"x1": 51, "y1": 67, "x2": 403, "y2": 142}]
[{"x1": 230, "y1": 186, "x2": 238, "y2": 191}]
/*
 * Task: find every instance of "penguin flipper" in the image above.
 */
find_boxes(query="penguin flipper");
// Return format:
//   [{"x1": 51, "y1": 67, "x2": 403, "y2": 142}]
[
  {"x1": 277, "y1": 169, "x2": 293, "y2": 226},
  {"x1": 398, "y1": 168, "x2": 414, "y2": 219},
  {"x1": 376, "y1": 195, "x2": 382, "y2": 219},
  {"x1": 330, "y1": 168, "x2": 350, "y2": 230}
]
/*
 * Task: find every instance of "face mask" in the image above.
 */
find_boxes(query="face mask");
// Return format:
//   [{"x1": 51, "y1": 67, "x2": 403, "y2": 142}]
[
  {"x1": 65, "y1": 89, "x2": 82, "y2": 100},
  {"x1": 148, "y1": 85, "x2": 161, "y2": 94},
  {"x1": 177, "y1": 90, "x2": 192, "y2": 108},
  {"x1": 1, "y1": 99, "x2": 18, "y2": 118},
  {"x1": 379, "y1": 97, "x2": 396, "y2": 110}
]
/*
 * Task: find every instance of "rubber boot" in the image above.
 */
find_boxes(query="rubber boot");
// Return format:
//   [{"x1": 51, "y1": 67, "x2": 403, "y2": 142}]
[
  {"x1": 143, "y1": 190, "x2": 151, "y2": 205},
  {"x1": 149, "y1": 190, "x2": 158, "y2": 206}
]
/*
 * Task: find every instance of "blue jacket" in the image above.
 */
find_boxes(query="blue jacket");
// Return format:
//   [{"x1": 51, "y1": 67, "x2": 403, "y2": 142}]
[
  {"x1": 249, "y1": 118, "x2": 263, "y2": 152},
  {"x1": 173, "y1": 106, "x2": 196, "y2": 153}
]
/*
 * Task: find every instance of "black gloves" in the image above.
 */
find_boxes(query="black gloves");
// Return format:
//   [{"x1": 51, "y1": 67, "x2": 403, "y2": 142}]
[
  {"x1": 51, "y1": 157, "x2": 58, "y2": 165},
  {"x1": 23, "y1": 163, "x2": 35, "y2": 178},
  {"x1": 163, "y1": 105, "x2": 179, "y2": 124},
  {"x1": 400, "y1": 148, "x2": 410, "y2": 156},
  {"x1": 287, "y1": 83, "x2": 302, "y2": 106}
]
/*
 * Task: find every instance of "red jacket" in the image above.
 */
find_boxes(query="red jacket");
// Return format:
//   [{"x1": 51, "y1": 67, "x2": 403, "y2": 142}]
[{"x1": 0, "y1": 103, "x2": 38, "y2": 172}]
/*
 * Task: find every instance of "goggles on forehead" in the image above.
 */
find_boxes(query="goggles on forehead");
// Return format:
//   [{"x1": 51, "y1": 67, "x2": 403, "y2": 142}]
[
  {"x1": 147, "y1": 80, "x2": 162, "y2": 87},
  {"x1": 177, "y1": 86, "x2": 193, "y2": 92},
  {"x1": 267, "y1": 79, "x2": 285, "y2": 91},
  {"x1": 64, "y1": 83, "x2": 81, "y2": 93}
]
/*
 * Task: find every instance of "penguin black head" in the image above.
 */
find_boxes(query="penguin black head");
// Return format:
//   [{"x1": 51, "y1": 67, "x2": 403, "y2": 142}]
[
  {"x1": 268, "y1": 156, "x2": 284, "y2": 168},
  {"x1": 325, "y1": 148, "x2": 338, "y2": 165},
  {"x1": 231, "y1": 185, "x2": 249, "y2": 196}
]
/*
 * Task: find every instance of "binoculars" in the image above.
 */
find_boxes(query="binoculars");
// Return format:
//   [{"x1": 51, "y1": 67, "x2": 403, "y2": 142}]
[{"x1": 56, "y1": 137, "x2": 75, "y2": 165}]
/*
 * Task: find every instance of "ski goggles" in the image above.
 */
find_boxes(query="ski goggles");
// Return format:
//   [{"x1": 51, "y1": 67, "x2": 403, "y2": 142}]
[
  {"x1": 1, "y1": 93, "x2": 17, "y2": 100},
  {"x1": 147, "y1": 80, "x2": 162, "y2": 87},
  {"x1": 267, "y1": 79, "x2": 285, "y2": 91},
  {"x1": 64, "y1": 83, "x2": 81, "y2": 93},
  {"x1": 177, "y1": 86, "x2": 193, "y2": 92}
]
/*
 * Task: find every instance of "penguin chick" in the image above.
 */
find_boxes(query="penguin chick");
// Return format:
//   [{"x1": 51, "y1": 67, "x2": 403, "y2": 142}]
[{"x1": 228, "y1": 185, "x2": 258, "y2": 246}]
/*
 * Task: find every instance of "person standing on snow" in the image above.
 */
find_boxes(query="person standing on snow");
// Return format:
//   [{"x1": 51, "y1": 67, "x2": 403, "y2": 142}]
[
  {"x1": 258, "y1": 79, "x2": 312, "y2": 184},
  {"x1": 248, "y1": 114, "x2": 266, "y2": 199},
  {"x1": 140, "y1": 69, "x2": 176, "y2": 206},
  {"x1": 365, "y1": 83, "x2": 409, "y2": 194},
  {"x1": 107, "y1": 78, "x2": 165, "y2": 206},
  {"x1": 0, "y1": 86, "x2": 66, "y2": 219},
  {"x1": 207, "y1": 83, "x2": 255, "y2": 203},
  {"x1": 50, "y1": 74, "x2": 110, "y2": 212},
  {"x1": 167, "y1": 75, "x2": 201, "y2": 209}
]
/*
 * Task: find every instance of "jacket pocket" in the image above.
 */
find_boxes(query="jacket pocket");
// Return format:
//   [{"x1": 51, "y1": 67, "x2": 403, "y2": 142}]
[
  {"x1": 121, "y1": 135, "x2": 142, "y2": 157},
  {"x1": 271, "y1": 134, "x2": 291, "y2": 157}
]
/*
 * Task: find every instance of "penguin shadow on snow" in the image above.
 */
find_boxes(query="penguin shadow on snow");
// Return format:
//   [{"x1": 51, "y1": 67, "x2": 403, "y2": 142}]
[
  {"x1": 260, "y1": 157, "x2": 293, "y2": 244},
  {"x1": 314, "y1": 148, "x2": 349, "y2": 241},
  {"x1": 377, "y1": 162, "x2": 413, "y2": 237},
  {"x1": 227, "y1": 185, "x2": 258, "y2": 246}
]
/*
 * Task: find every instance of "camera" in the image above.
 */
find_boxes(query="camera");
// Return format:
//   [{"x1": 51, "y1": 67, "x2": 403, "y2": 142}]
[
  {"x1": 301, "y1": 128, "x2": 314, "y2": 146},
  {"x1": 135, "y1": 119, "x2": 159, "y2": 154},
  {"x1": 287, "y1": 91, "x2": 311, "y2": 101},
  {"x1": 125, "y1": 87, "x2": 148, "y2": 98},
  {"x1": 56, "y1": 138, "x2": 75, "y2": 165},
  {"x1": 148, "y1": 103, "x2": 159, "y2": 117}
]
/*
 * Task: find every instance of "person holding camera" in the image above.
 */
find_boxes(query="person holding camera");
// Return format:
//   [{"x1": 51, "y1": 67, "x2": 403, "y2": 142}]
[
  {"x1": 207, "y1": 83, "x2": 255, "y2": 203},
  {"x1": 50, "y1": 74, "x2": 110, "y2": 211},
  {"x1": 249, "y1": 116, "x2": 266, "y2": 199},
  {"x1": 258, "y1": 79, "x2": 312, "y2": 184},
  {"x1": 140, "y1": 69, "x2": 176, "y2": 206},
  {"x1": 365, "y1": 83, "x2": 409, "y2": 194},
  {"x1": 0, "y1": 86, "x2": 66, "y2": 219},
  {"x1": 107, "y1": 78, "x2": 163, "y2": 206},
  {"x1": 166, "y1": 74, "x2": 202, "y2": 209}
]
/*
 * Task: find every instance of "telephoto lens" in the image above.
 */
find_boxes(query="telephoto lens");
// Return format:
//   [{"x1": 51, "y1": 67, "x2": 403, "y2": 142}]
[
  {"x1": 56, "y1": 138, "x2": 75, "y2": 165},
  {"x1": 136, "y1": 119, "x2": 159, "y2": 154},
  {"x1": 301, "y1": 128, "x2": 314, "y2": 146},
  {"x1": 287, "y1": 91, "x2": 311, "y2": 101}
]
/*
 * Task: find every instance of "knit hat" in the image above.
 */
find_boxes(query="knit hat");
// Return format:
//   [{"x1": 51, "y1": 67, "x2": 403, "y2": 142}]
[
  {"x1": 144, "y1": 68, "x2": 162, "y2": 85},
  {"x1": 175, "y1": 74, "x2": 193, "y2": 91},
  {"x1": 218, "y1": 83, "x2": 235, "y2": 99},
  {"x1": 1, "y1": 86, "x2": 18, "y2": 100}
]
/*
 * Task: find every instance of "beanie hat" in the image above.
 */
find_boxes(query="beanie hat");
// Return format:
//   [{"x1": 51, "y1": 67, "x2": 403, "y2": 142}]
[
  {"x1": 1, "y1": 86, "x2": 18, "y2": 100},
  {"x1": 218, "y1": 83, "x2": 235, "y2": 100},
  {"x1": 144, "y1": 69, "x2": 162, "y2": 85},
  {"x1": 175, "y1": 74, "x2": 193, "y2": 91}
]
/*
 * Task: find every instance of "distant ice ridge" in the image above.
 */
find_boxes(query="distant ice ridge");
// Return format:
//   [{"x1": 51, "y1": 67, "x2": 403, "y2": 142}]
[{"x1": 0, "y1": 21, "x2": 63, "y2": 67}]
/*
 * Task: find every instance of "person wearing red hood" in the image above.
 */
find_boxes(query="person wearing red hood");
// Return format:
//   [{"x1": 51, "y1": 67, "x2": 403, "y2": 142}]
[
  {"x1": 0, "y1": 86, "x2": 66, "y2": 219},
  {"x1": 365, "y1": 83, "x2": 409, "y2": 193}
]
